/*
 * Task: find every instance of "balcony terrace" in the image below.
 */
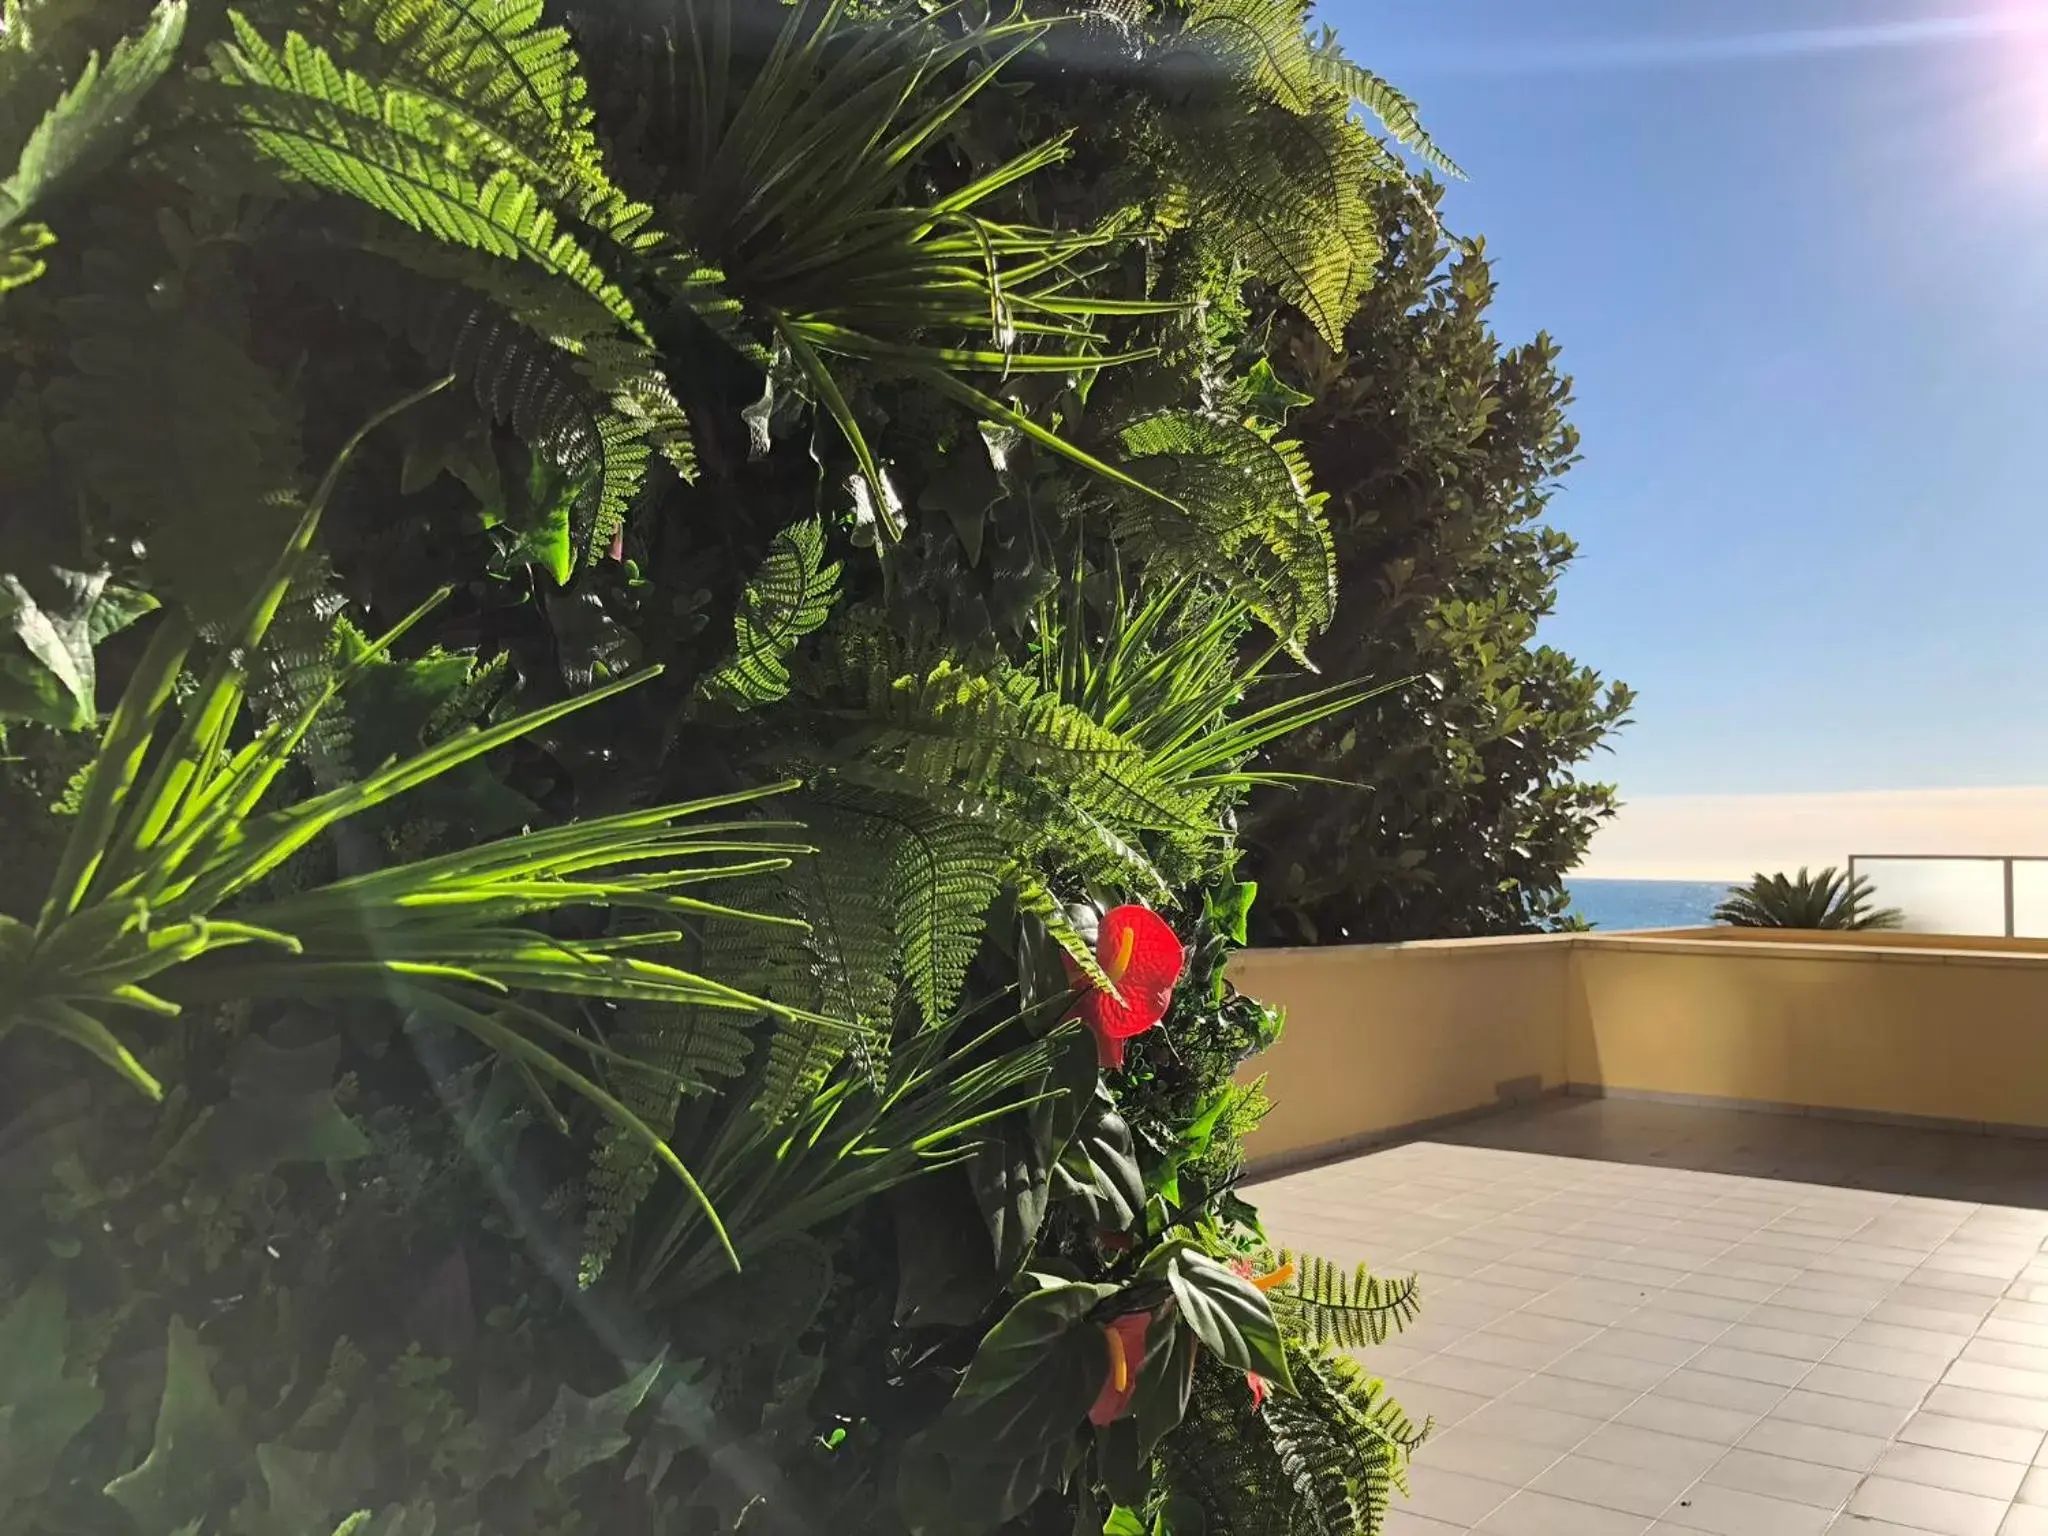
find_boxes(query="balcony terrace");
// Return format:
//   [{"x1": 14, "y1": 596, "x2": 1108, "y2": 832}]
[{"x1": 1235, "y1": 931, "x2": 2048, "y2": 1536}]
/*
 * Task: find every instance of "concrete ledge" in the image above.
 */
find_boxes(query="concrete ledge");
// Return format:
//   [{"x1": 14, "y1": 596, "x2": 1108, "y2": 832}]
[
  {"x1": 1235, "y1": 929, "x2": 2048, "y2": 1168},
  {"x1": 1579, "y1": 932, "x2": 2048, "y2": 970}
]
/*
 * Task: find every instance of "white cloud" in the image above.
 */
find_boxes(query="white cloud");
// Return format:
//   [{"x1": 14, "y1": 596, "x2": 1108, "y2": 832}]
[{"x1": 1576, "y1": 787, "x2": 2048, "y2": 881}]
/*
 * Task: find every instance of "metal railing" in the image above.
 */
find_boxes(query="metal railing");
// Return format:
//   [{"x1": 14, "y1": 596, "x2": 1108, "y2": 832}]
[{"x1": 1848, "y1": 854, "x2": 2048, "y2": 939}]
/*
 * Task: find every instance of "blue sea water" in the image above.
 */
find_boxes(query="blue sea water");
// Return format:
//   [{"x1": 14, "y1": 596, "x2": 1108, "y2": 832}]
[{"x1": 1563, "y1": 878, "x2": 1731, "y2": 932}]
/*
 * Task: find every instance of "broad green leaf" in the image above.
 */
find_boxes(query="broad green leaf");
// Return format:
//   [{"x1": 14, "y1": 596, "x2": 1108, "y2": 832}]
[
  {"x1": 954, "y1": 1280, "x2": 1114, "y2": 1408},
  {"x1": 1205, "y1": 880, "x2": 1258, "y2": 946},
  {"x1": 0, "y1": 569, "x2": 158, "y2": 728},
  {"x1": 500, "y1": 1355, "x2": 664, "y2": 1482},
  {"x1": 1128, "y1": 1321, "x2": 1195, "y2": 1456},
  {"x1": 933, "y1": 1281, "x2": 1115, "y2": 1463},
  {"x1": 1094, "y1": 1413, "x2": 1147, "y2": 1509},
  {"x1": 1154, "y1": 1244, "x2": 1293, "y2": 1393},
  {"x1": 968, "y1": 1109, "x2": 1054, "y2": 1275},
  {"x1": 103, "y1": 1318, "x2": 245, "y2": 1530},
  {"x1": 0, "y1": 1278, "x2": 103, "y2": 1512},
  {"x1": 1050, "y1": 1086, "x2": 1145, "y2": 1232}
]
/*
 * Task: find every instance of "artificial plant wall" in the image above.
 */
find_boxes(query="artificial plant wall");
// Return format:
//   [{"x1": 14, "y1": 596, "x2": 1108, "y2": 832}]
[{"x1": 1, "y1": 0, "x2": 1444, "y2": 1530}]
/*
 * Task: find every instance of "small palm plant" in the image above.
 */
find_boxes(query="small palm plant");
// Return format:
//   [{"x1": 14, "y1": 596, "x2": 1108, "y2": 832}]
[
  {"x1": 0, "y1": 388, "x2": 832, "y2": 1268},
  {"x1": 1713, "y1": 866, "x2": 1903, "y2": 931}
]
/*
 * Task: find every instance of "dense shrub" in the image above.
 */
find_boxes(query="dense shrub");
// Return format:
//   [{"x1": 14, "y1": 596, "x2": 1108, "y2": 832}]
[{"x1": 1240, "y1": 177, "x2": 1634, "y2": 945}]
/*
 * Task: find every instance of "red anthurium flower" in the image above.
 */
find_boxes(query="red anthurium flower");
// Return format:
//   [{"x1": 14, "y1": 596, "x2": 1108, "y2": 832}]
[
  {"x1": 1246, "y1": 1371, "x2": 1270, "y2": 1411},
  {"x1": 1062, "y1": 905, "x2": 1185, "y2": 1069},
  {"x1": 1087, "y1": 1311, "x2": 1153, "y2": 1426}
]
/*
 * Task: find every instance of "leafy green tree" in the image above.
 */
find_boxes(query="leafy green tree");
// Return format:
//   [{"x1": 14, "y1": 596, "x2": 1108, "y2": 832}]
[
  {"x1": 1714, "y1": 867, "x2": 1904, "y2": 931},
  {"x1": 1239, "y1": 176, "x2": 1634, "y2": 944}
]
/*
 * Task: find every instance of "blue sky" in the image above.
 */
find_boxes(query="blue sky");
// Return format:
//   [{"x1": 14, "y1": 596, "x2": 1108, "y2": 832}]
[{"x1": 1329, "y1": 0, "x2": 2048, "y2": 796}]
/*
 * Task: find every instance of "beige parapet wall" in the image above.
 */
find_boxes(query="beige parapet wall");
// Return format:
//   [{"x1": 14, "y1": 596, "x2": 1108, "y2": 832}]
[{"x1": 1232, "y1": 930, "x2": 2048, "y2": 1174}]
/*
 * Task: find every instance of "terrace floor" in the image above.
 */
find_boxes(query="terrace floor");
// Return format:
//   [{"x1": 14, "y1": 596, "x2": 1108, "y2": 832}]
[{"x1": 1253, "y1": 1097, "x2": 2048, "y2": 1536}]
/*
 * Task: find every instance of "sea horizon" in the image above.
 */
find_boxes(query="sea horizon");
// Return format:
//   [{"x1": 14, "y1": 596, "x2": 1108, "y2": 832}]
[{"x1": 1562, "y1": 876, "x2": 1731, "y2": 931}]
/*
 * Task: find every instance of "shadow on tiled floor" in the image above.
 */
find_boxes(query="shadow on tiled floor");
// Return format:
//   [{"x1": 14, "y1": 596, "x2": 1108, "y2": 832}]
[
  {"x1": 1434, "y1": 1097, "x2": 2048, "y2": 1208},
  {"x1": 1251, "y1": 1098, "x2": 2048, "y2": 1536}
]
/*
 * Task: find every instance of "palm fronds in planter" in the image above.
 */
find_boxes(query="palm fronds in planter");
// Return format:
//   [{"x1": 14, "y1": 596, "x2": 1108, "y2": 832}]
[{"x1": 1712, "y1": 866, "x2": 1903, "y2": 931}]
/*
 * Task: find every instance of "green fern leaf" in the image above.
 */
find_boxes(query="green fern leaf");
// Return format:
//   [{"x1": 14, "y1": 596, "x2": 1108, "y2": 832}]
[
  {"x1": 700, "y1": 519, "x2": 843, "y2": 709},
  {"x1": 1309, "y1": 34, "x2": 1464, "y2": 178},
  {"x1": 317, "y1": 0, "x2": 656, "y2": 244},
  {"x1": 1117, "y1": 409, "x2": 1337, "y2": 645},
  {"x1": 0, "y1": 0, "x2": 185, "y2": 245},
  {"x1": 1159, "y1": 1348, "x2": 1426, "y2": 1536},
  {"x1": 215, "y1": 15, "x2": 645, "y2": 339},
  {"x1": 1172, "y1": 100, "x2": 1384, "y2": 350},
  {"x1": 859, "y1": 659, "x2": 1205, "y2": 839},
  {"x1": 1267, "y1": 1250, "x2": 1421, "y2": 1350},
  {"x1": 579, "y1": 895, "x2": 816, "y2": 1284},
  {"x1": 881, "y1": 799, "x2": 1005, "y2": 1032},
  {"x1": 769, "y1": 823, "x2": 893, "y2": 1113},
  {"x1": 306, "y1": 232, "x2": 692, "y2": 558},
  {"x1": 1177, "y1": 0, "x2": 1319, "y2": 116}
]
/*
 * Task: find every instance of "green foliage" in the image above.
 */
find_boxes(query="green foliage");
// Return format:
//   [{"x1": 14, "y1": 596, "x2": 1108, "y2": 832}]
[
  {"x1": 1714, "y1": 866, "x2": 1904, "y2": 931},
  {"x1": 214, "y1": 14, "x2": 642, "y2": 333},
  {"x1": 0, "y1": 566, "x2": 155, "y2": 728},
  {"x1": 1117, "y1": 410, "x2": 1336, "y2": 644},
  {"x1": 1241, "y1": 176, "x2": 1635, "y2": 944},
  {"x1": 0, "y1": 0, "x2": 1468, "y2": 1529},
  {"x1": 1158, "y1": 1349, "x2": 1426, "y2": 1536},
  {"x1": 0, "y1": 404, "x2": 831, "y2": 1268},
  {"x1": 698, "y1": 517, "x2": 842, "y2": 708},
  {"x1": 1266, "y1": 1250, "x2": 1422, "y2": 1349},
  {"x1": 0, "y1": 0, "x2": 186, "y2": 294}
]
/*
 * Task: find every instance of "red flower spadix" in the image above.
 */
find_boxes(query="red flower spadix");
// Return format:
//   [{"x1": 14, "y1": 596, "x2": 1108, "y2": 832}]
[
  {"x1": 1062, "y1": 905, "x2": 1185, "y2": 1070},
  {"x1": 1088, "y1": 1311, "x2": 1152, "y2": 1426}
]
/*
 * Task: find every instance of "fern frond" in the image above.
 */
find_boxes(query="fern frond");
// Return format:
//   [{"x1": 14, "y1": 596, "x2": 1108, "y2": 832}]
[
  {"x1": 772, "y1": 820, "x2": 893, "y2": 1110},
  {"x1": 1267, "y1": 1250, "x2": 1421, "y2": 1350},
  {"x1": 1288, "y1": 1349, "x2": 1428, "y2": 1531},
  {"x1": 1116, "y1": 409, "x2": 1336, "y2": 645},
  {"x1": 1176, "y1": 0, "x2": 1319, "y2": 116},
  {"x1": 1309, "y1": 33, "x2": 1464, "y2": 178},
  {"x1": 1265, "y1": 1392, "x2": 1363, "y2": 1535},
  {"x1": 316, "y1": 0, "x2": 626, "y2": 218},
  {"x1": 214, "y1": 16, "x2": 645, "y2": 339},
  {"x1": 0, "y1": 0, "x2": 185, "y2": 245},
  {"x1": 304, "y1": 232, "x2": 692, "y2": 557},
  {"x1": 699, "y1": 518, "x2": 843, "y2": 709},
  {"x1": 881, "y1": 797, "x2": 1004, "y2": 1033},
  {"x1": 256, "y1": 563, "x2": 352, "y2": 779},
  {"x1": 1013, "y1": 868, "x2": 1115, "y2": 991},
  {"x1": 1170, "y1": 100, "x2": 1384, "y2": 350},
  {"x1": 854, "y1": 658, "x2": 1207, "y2": 843},
  {"x1": 1159, "y1": 1349, "x2": 1426, "y2": 1536}
]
